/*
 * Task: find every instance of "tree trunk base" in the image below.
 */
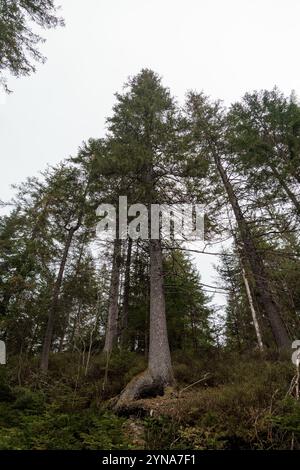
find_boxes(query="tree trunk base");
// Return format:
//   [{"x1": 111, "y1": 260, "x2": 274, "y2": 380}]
[{"x1": 114, "y1": 368, "x2": 174, "y2": 411}]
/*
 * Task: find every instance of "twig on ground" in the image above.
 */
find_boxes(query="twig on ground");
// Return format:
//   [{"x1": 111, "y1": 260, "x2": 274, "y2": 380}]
[{"x1": 178, "y1": 373, "x2": 211, "y2": 396}]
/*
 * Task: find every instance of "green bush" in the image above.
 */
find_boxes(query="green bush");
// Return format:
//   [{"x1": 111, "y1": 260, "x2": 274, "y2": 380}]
[
  {"x1": 80, "y1": 412, "x2": 130, "y2": 450},
  {"x1": 0, "y1": 371, "x2": 14, "y2": 402},
  {"x1": 0, "y1": 403, "x2": 131, "y2": 450},
  {"x1": 13, "y1": 387, "x2": 46, "y2": 413}
]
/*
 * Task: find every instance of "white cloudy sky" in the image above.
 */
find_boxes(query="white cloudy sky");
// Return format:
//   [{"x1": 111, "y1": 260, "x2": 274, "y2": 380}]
[{"x1": 1, "y1": 0, "x2": 299, "y2": 307}]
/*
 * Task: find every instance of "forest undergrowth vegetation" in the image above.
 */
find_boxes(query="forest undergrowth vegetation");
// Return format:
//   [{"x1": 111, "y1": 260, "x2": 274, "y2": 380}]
[{"x1": 0, "y1": 349, "x2": 299, "y2": 450}]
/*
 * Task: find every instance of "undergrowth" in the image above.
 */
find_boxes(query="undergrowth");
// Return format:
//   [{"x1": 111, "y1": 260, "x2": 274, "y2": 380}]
[{"x1": 0, "y1": 350, "x2": 299, "y2": 450}]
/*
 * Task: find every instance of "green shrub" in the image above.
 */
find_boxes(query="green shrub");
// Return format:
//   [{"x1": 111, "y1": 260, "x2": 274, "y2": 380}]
[
  {"x1": 0, "y1": 372, "x2": 14, "y2": 402},
  {"x1": 143, "y1": 416, "x2": 178, "y2": 450},
  {"x1": 80, "y1": 412, "x2": 129, "y2": 450},
  {"x1": 13, "y1": 387, "x2": 46, "y2": 413}
]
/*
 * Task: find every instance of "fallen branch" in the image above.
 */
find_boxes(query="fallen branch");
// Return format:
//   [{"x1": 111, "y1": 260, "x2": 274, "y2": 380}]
[{"x1": 178, "y1": 373, "x2": 211, "y2": 396}]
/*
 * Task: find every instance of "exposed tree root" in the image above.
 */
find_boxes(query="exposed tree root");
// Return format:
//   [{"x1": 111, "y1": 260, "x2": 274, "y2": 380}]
[{"x1": 114, "y1": 368, "x2": 174, "y2": 412}]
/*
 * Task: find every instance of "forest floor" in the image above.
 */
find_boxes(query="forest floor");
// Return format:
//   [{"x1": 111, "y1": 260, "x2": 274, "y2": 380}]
[{"x1": 0, "y1": 349, "x2": 300, "y2": 450}]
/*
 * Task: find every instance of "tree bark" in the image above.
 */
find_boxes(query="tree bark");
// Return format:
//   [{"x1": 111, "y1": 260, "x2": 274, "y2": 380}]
[
  {"x1": 148, "y1": 238, "x2": 174, "y2": 384},
  {"x1": 58, "y1": 236, "x2": 87, "y2": 353},
  {"x1": 214, "y1": 153, "x2": 290, "y2": 349},
  {"x1": 115, "y1": 239, "x2": 174, "y2": 409},
  {"x1": 120, "y1": 237, "x2": 132, "y2": 348},
  {"x1": 103, "y1": 238, "x2": 122, "y2": 354},
  {"x1": 240, "y1": 264, "x2": 264, "y2": 351},
  {"x1": 40, "y1": 227, "x2": 75, "y2": 372},
  {"x1": 114, "y1": 156, "x2": 175, "y2": 406}
]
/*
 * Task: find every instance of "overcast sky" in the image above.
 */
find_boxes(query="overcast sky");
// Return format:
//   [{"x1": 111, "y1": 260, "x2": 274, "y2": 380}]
[{"x1": 1, "y1": 0, "x2": 299, "y2": 307}]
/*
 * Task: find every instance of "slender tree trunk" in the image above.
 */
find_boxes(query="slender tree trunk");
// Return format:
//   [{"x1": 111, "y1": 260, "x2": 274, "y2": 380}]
[
  {"x1": 240, "y1": 264, "x2": 264, "y2": 351},
  {"x1": 40, "y1": 227, "x2": 75, "y2": 372},
  {"x1": 190, "y1": 309, "x2": 198, "y2": 352},
  {"x1": 120, "y1": 238, "x2": 132, "y2": 348},
  {"x1": 40, "y1": 174, "x2": 88, "y2": 372},
  {"x1": 70, "y1": 301, "x2": 82, "y2": 351},
  {"x1": 103, "y1": 238, "x2": 122, "y2": 354},
  {"x1": 59, "y1": 236, "x2": 87, "y2": 353},
  {"x1": 232, "y1": 302, "x2": 242, "y2": 352},
  {"x1": 268, "y1": 165, "x2": 300, "y2": 215},
  {"x1": 223, "y1": 256, "x2": 243, "y2": 350},
  {"x1": 214, "y1": 154, "x2": 290, "y2": 349},
  {"x1": 231, "y1": 232, "x2": 264, "y2": 351}
]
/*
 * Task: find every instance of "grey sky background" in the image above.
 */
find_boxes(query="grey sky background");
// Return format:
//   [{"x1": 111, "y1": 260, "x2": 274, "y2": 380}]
[{"x1": 1, "y1": 0, "x2": 300, "y2": 308}]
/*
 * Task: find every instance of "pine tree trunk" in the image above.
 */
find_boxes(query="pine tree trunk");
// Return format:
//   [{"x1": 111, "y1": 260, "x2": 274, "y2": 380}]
[
  {"x1": 148, "y1": 238, "x2": 174, "y2": 383},
  {"x1": 115, "y1": 239, "x2": 174, "y2": 409},
  {"x1": 214, "y1": 154, "x2": 290, "y2": 349},
  {"x1": 40, "y1": 227, "x2": 75, "y2": 372},
  {"x1": 240, "y1": 264, "x2": 264, "y2": 351},
  {"x1": 103, "y1": 239, "x2": 121, "y2": 354},
  {"x1": 114, "y1": 140, "x2": 174, "y2": 407},
  {"x1": 120, "y1": 238, "x2": 132, "y2": 348}
]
